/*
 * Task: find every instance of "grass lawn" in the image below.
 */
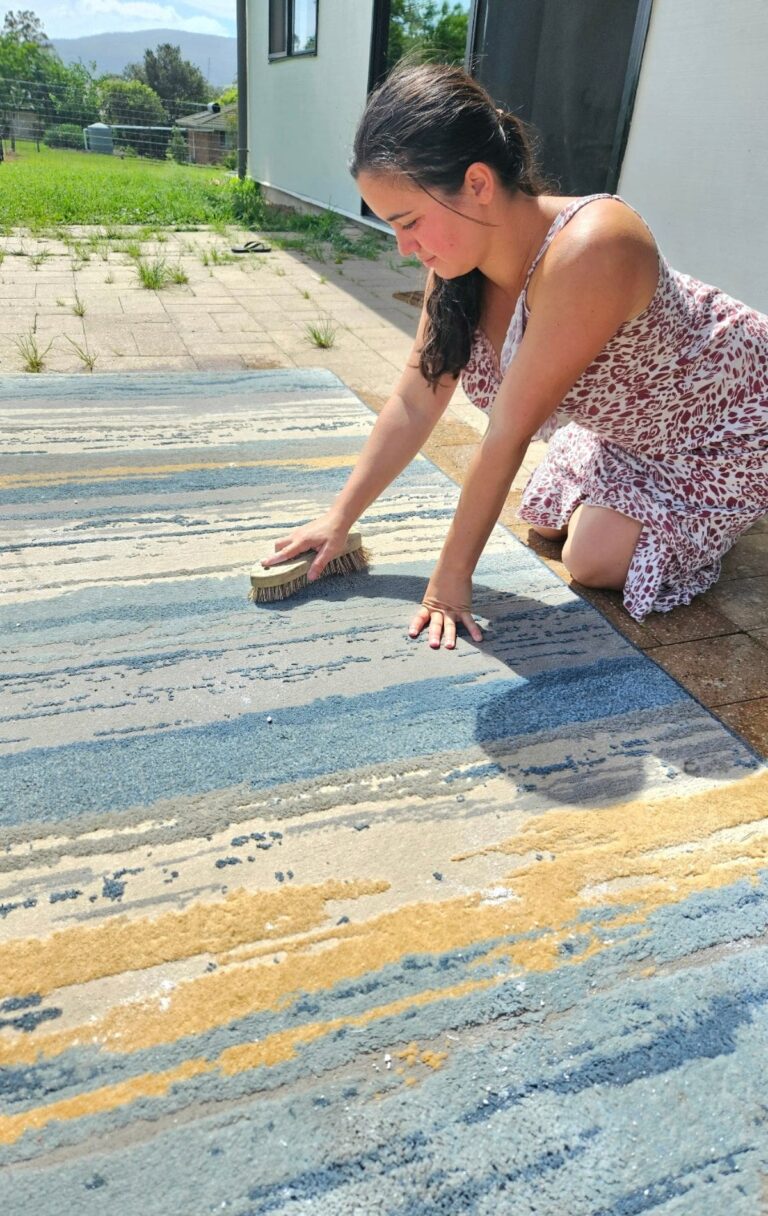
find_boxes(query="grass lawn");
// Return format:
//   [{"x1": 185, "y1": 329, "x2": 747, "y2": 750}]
[{"x1": 0, "y1": 142, "x2": 234, "y2": 228}]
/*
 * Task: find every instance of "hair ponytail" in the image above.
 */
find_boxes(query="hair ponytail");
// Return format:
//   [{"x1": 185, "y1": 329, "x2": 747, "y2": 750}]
[{"x1": 350, "y1": 64, "x2": 548, "y2": 386}]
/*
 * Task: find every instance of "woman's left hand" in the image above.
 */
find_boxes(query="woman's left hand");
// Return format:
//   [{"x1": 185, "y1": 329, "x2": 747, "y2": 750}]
[{"x1": 408, "y1": 568, "x2": 484, "y2": 649}]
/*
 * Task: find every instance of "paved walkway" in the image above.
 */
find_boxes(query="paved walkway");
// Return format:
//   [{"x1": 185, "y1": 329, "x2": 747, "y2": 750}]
[{"x1": 2, "y1": 223, "x2": 766, "y2": 754}]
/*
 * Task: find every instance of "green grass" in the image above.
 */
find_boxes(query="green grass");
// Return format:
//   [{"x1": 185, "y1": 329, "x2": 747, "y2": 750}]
[
  {"x1": 0, "y1": 143, "x2": 392, "y2": 265},
  {"x1": 0, "y1": 143, "x2": 233, "y2": 227}
]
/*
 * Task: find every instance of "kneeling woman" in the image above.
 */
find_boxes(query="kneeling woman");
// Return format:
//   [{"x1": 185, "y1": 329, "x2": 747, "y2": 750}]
[{"x1": 263, "y1": 63, "x2": 768, "y2": 648}]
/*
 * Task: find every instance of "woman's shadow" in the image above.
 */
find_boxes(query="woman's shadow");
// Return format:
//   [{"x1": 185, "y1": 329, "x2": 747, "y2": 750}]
[{"x1": 255, "y1": 568, "x2": 757, "y2": 806}]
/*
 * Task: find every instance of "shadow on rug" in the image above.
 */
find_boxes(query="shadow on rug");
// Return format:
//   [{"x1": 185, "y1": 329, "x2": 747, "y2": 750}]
[{"x1": 1, "y1": 371, "x2": 766, "y2": 1215}]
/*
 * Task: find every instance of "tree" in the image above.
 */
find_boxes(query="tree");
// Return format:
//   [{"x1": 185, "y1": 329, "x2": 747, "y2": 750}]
[
  {"x1": 0, "y1": 15, "x2": 97, "y2": 154},
  {"x1": 0, "y1": 30, "x2": 62, "y2": 138},
  {"x1": 166, "y1": 125, "x2": 187, "y2": 164},
  {"x1": 99, "y1": 78, "x2": 168, "y2": 157},
  {"x1": 50, "y1": 61, "x2": 99, "y2": 127},
  {"x1": 2, "y1": 8, "x2": 50, "y2": 45},
  {"x1": 124, "y1": 43, "x2": 210, "y2": 121},
  {"x1": 2, "y1": 81, "x2": 30, "y2": 148},
  {"x1": 386, "y1": 1, "x2": 469, "y2": 72}
]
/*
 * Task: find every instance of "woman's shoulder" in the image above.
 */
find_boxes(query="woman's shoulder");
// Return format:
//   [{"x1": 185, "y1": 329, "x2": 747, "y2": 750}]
[
  {"x1": 551, "y1": 195, "x2": 655, "y2": 257},
  {"x1": 528, "y1": 195, "x2": 660, "y2": 321}
]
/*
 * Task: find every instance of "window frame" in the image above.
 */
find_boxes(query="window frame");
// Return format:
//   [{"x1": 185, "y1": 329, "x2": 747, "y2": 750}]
[{"x1": 268, "y1": 0, "x2": 319, "y2": 61}]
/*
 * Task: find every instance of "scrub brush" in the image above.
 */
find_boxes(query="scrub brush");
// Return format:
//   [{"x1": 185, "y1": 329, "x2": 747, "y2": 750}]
[{"x1": 249, "y1": 532, "x2": 370, "y2": 602}]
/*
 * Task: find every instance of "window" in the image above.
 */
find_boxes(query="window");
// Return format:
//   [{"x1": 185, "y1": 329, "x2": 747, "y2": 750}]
[
  {"x1": 468, "y1": 0, "x2": 653, "y2": 194},
  {"x1": 269, "y1": 0, "x2": 318, "y2": 59}
]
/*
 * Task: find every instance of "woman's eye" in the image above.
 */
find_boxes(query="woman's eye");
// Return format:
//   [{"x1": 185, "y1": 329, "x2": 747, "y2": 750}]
[{"x1": 402, "y1": 219, "x2": 418, "y2": 231}]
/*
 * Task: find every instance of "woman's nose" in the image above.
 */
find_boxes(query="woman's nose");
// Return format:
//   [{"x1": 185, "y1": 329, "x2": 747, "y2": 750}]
[{"x1": 396, "y1": 229, "x2": 418, "y2": 257}]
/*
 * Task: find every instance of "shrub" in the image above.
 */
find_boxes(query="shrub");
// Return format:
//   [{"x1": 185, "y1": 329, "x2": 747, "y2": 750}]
[
  {"x1": 166, "y1": 127, "x2": 187, "y2": 164},
  {"x1": 229, "y1": 177, "x2": 265, "y2": 227},
  {"x1": 44, "y1": 123, "x2": 84, "y2": 150}
]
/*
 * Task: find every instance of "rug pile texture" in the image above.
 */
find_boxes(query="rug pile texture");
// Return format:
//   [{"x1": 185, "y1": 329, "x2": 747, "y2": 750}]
[{"x1": 0, "y1": 371, "x2": 766, "y2": 1215}]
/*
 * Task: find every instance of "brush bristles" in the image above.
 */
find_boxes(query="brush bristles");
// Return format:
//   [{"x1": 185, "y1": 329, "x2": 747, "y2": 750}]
[{"x1": 249, "y1": 544, "x2": 371, "y2": 603}]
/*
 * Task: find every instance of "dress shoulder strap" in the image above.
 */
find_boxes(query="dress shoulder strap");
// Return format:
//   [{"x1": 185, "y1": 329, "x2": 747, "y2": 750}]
[{"x1": 522, "y1": 193, "x2": 616, "y2": 299}]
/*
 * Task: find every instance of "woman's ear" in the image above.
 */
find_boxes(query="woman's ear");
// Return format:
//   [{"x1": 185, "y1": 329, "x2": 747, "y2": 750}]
[{"x1": 464, "y1": 162, "x2": 495, "y2": 206}]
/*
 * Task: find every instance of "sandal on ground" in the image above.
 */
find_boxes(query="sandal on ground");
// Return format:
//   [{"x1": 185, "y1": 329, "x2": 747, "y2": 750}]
[{"x1": 230, "y1": 240, "x2": 272, "y2": 254}]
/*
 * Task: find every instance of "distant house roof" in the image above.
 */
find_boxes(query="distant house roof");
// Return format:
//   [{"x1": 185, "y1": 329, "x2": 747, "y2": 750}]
[{"x1": 175, "y1": 103, "x2": 236, "y2": 131}]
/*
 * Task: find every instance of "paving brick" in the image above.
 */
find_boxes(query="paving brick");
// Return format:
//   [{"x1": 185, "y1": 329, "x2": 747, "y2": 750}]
[
  {"x1": 713, "y1": 699, "x2": 768, "y2": 758},
  {"x1": 705, "y1": 576, "x2": 768, "y2": 630},
  {"x1": 649, "y1": 634, "x2": 768, "y2": 706}
]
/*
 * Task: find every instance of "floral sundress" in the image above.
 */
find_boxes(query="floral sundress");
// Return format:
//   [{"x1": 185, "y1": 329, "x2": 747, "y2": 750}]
[{"x1": 461, "y1": 194, "x2": 768, "y2": 620}]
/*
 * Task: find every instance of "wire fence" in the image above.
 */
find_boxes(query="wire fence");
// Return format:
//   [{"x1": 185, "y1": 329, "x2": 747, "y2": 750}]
[{"x1": 0, "y1": 74, "x2": 237, "y2": 165}]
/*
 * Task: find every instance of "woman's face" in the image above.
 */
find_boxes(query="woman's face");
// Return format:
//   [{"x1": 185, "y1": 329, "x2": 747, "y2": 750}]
[{"x1": 356, "y1": 170, "x2": 484, "y2": 279}]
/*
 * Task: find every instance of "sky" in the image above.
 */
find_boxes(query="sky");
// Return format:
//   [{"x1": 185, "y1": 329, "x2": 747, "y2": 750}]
[{"x1": 26, "y1": 0, "x2": 236, "y2": 40}]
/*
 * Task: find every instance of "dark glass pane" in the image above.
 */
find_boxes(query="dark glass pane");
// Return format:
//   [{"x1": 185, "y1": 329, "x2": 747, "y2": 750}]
[
  {"x1": 269, "y1": 0, "x2": 288, "y2": 56},
  {"x1": 292, "y1": 0, "x2": 318, "y2": 54},
  {"x1": 471, "y1": 0, "x2": 643, "y2": 193}
]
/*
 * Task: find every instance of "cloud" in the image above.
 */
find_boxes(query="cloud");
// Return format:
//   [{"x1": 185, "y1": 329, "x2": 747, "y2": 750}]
[{"x1": 36, "y1": 0, "x2": 235, "y2": 39}]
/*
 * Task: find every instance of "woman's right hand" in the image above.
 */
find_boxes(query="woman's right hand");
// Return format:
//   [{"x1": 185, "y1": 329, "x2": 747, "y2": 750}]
[{"x1": 260, "y1": 513, "x2": 350, "y2": 582}]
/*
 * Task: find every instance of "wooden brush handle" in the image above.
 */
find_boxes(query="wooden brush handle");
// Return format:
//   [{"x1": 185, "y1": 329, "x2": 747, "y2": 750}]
[{"x1": 251, "y1": 532, "x2": 363, "y2": 589}]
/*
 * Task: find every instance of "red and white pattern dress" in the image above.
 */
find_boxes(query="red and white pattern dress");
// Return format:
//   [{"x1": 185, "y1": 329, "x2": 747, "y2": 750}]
[{"x1": 461, "y1": 194, "x2": 768, "y2": 621}]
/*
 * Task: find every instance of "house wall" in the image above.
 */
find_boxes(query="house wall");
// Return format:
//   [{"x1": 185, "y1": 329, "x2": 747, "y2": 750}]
[
  {"x1": 248, "y1": 0, "x2": 375, "y2": 218},
  {"x1": 189, "y1": 129, "x2": 227, "y2": 165},
  {"x1": 618, "y1": 0, "x2": 768, "y2": 311}
]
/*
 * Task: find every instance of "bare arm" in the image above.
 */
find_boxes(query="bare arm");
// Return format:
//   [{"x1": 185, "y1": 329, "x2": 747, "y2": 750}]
[
  {"x1": 262, "y1": 280, "x2": 459, "y2": 579},
  {"x1": 415, "y1": 214, "x2": 659, "y2": 646}
]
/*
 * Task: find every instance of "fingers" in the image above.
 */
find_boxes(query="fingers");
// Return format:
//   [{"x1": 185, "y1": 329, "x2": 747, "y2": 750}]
[
  {"x1": 307, "y1": 545, "x2": 331, "y2": 582},
  {"x1": 261, "y1": 535, "x2": 315, "y2": 569},
  {"x1": 408, "y1": 607, "x2": 483, "y2": 648},
  {"x1": 428, "y1": 612, "x2": 444, "y2": 649},
  {"x1": 462, "y1": 612, "x2": 484, "y2": 644},
  {"x1": 408, "y1": 606, "x2": 430, "y2": 638}
]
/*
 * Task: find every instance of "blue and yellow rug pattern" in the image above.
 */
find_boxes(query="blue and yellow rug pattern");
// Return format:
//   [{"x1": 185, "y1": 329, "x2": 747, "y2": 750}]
[{"x1": 1, "y1": 371, "x2": 766, "y2": 1214}]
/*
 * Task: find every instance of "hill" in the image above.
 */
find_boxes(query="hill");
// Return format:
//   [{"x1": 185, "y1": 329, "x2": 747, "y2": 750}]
[{"x1": 51, "y1": 29, "x2": 237, "y2": 90}]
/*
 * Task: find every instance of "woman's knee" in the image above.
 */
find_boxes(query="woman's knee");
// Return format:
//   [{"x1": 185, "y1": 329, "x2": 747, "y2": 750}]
[{"x1": 562, "y1": 506, "x2": 643, "y2": 590}]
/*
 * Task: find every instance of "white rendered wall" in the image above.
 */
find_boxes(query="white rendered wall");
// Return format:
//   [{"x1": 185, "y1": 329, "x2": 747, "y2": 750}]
[
  {"x1": 618, "y1": 0, "x2": 768, "y2": 312},
  {"x1": 248, "y1": 0, "x2": 374, "y2": 218}
]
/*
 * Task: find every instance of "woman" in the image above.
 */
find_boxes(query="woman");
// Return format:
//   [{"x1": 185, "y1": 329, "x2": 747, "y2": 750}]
[{"x1": 262, "y1": 63, "x2": 768, "y2": 649}]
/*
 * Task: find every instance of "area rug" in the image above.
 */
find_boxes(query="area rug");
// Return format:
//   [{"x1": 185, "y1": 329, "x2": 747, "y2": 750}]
[{"x1": 1, "y1": 370, "x2": 766, "y2": 1215}]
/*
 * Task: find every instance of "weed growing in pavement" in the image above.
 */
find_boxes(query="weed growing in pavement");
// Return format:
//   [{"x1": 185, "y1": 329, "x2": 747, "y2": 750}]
[
  {"x1": 169, "y1": 264, "x2": 189, "y2": 284},
  {"x1": 72, "y1": 293, "x2": 86, "y2": 316},
  {"x1": 305, "y1": 318, "x2": 338, "y2": 349},
  {"x1": 14, "y1": 329, "x2": 53, "y2": 372},
  {"x1": 29, "y1": 250, "x2": 52, "y2": 269},
  {"x1": 65, "y1": 335, "x2": 97, "y2": 371},
  {"x1": 208, "y1": 248, "x2": 237, "y2": 265},
  {"x1": 135, "y1": 257, "x2": 171, "y2": 289}
]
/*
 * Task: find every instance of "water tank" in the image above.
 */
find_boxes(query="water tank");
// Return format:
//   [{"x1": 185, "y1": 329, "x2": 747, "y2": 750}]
[{"x1": 84, "y1": 123, "x2": 113, "y2": 155}]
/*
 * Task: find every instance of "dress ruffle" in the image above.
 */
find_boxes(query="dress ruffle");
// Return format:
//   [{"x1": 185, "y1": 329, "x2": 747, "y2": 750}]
[{"x1": 517, "y1": 423, "x2": 740, "y2": 620}]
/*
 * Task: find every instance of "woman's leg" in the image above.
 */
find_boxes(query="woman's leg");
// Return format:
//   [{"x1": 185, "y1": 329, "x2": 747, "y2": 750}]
[
  {"x1": 561, "y1": 504, "x2": 644, "y2": 590},
  {"x1": 529, "y1": 523, "x2": 568, "y2": 540}
]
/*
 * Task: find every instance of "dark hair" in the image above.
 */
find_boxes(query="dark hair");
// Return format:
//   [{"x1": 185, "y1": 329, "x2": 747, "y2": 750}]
[{"x1": 350, "y1": 62, "x2": 547, "y2": 387}]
